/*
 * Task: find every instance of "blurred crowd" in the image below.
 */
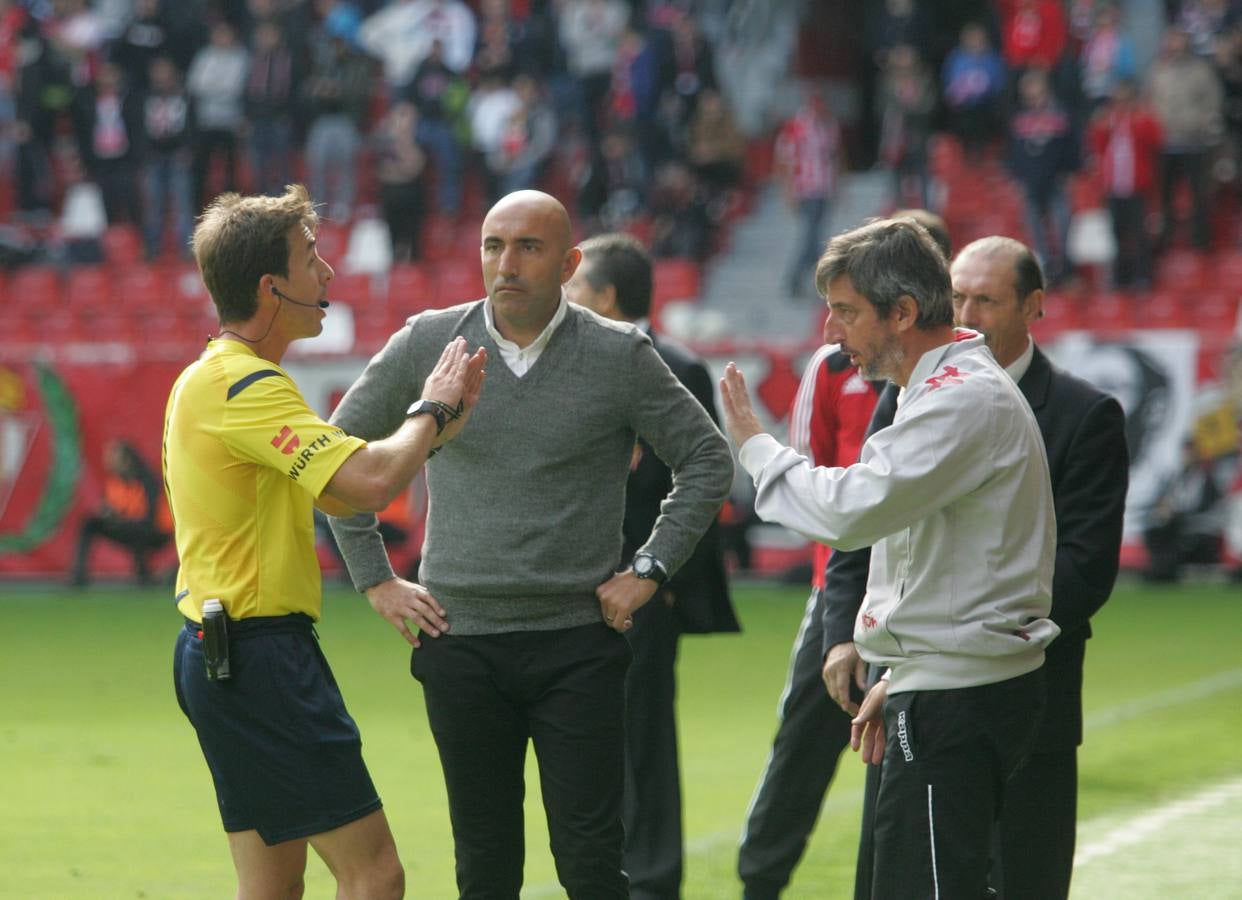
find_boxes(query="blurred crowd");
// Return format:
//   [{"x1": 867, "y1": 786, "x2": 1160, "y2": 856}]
[
  {"x1": 0, "y1": 0, "x2": 747, "y2": 266},
  {"x1": 860, "y1": 0, "x2": 1242, "y2": 290},
  {"x1": 10, "y1": 0, "x2": 1242, "y2": 287},
  {"x1": 13, "y1": 0, "x2": 1242, "y2": 589}
]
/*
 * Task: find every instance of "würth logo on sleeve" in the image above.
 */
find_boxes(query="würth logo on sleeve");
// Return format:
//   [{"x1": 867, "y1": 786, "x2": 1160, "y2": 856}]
[
  {"x1": 288, "y1": 431, "x2": 342, "y2": 481},
  {"x1": 861, "y1": 610, "x2": 878, "y2": 629},
  {"x1": 270, "y1": 426, "x2": 301, "y2": 455},
  {"x1": 924, "y1": 365, "x2": 969, "y2": 391}
]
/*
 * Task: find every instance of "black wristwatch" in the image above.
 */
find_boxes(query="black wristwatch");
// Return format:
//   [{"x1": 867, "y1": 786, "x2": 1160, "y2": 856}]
[
  {"x1": 406, "y1": 399, "x2": 448, "y2": 435},
  {"x1": 632, "y1": 552, "x2": 668, "y2": 586}
]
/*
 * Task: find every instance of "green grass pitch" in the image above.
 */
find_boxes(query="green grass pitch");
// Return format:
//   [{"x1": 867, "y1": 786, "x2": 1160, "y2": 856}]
[{"x1": 1, "y1": 579, "x2": 1239, "y2": 898}]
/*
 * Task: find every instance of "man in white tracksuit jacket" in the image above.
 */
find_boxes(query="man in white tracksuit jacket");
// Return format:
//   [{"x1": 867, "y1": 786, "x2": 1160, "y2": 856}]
[{"x1": 720, "y1": 217, "x2": 1059, "y2": 899}]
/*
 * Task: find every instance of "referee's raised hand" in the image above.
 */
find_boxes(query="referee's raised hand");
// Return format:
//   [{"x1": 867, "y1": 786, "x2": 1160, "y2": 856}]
[
  {"x1": 421, "y1": 337, "x2": 487, "y2": 408},
  {"x1": 422, "y1": 337, "x2": 488, "y2": 445}
]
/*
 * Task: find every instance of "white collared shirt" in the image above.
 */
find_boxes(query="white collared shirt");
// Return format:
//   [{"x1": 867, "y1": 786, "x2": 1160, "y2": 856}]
[
  {"x1": 483, "y1": 291, "x2": 569, "y2": 376},
  {"x1": 1004, "y1": 336, "x2": 1035, "y2": 384}
]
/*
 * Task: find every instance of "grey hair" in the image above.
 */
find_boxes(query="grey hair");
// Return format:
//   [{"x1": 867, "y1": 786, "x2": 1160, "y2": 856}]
[{"x1": 815, "y1": 217, "x2": 953, "y2": 327}]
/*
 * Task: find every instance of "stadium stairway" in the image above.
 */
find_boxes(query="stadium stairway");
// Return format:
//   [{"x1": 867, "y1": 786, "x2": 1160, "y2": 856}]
[{"x1": 679, "y1": 170, "x2": 892, "y2": 345}]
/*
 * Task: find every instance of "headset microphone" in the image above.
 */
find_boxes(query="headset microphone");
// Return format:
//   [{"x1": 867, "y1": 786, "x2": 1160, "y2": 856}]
[{"x1": 271, "y1": 285, "x2": 330, "y2": 309}]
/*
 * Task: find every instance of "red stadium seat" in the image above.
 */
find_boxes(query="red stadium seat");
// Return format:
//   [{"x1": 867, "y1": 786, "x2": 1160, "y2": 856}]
[
  {"x1": 1214, "y1": 250, "x2": 1242, "y2": 288},
  {"x1": 1154, "y1": 249, "x2": 1210, "y2": 292},
  {"x1": 420, "y1": 214, "x2": 461, "y2": 262},
  {"x1": 101, "y1": 224, "x2": 143, "y2": 266},
  {"x1": 9, "y1": 265, "x2": 62, "y2": 314},
  {"x1": 93, "y1": 311, "x2": 140, "y2": 344},
  {"x1": 180, "y1": 308, "x2": 219, "y2": 348},
  {"x1": 625, "y1": 216, "x2": 653, "y2": 247},
  {"x1": 386, "y1": 263, "x2": 436, "y2": 316},
  {"x1": 652, "y1": 258, "x2": 701, "y2": 305},
  {"x1": 957, "y1": 212, "x2": 1021, "y2": 249},
  {"x1": 1087, "y1": 291, "x2": 1135, "y2": 333},
  {"x1": 1142, "y1": 291, "x2": 1192, "y2": 330},
  {"x1": 144, "y1": 313, "x2": 201, "y2": 358},
  {"x1": 2, "y1": 312, "x2": 39, "y2": 344},
  {"x1": 353, "y1": 308, "x2": 408, "y2": 354},
  {"x1": 650, "y1": 258, "x2": 702, "y2": 330},
  {"x1": 162, "y1": 260, "x2": 214, "y2": 319},
  {"x1": 928, "y1": 134, "x2": 965, "y2": 179},
  {"x1": 65, "y1": 266, "x2": 115, "y2": 320},
  {"x1": 352, "y1": 312, "x2": 386, "y2": 354},
  {"x1": 315, "y1": 220, "x2": 349, "y2": 263},
  {"x1": 433, "y1": 258, "x2": 483, "y2": 306},
  {"x1": 329, "y1": 272, "x2": 377, "y2": 315},
  {"x1": 456, "y1": 218, "x2": 484, "y2": 246},
  {"x1": 1034, "y1": 291, "x2": 1082, "y2": 335},
  {"x1": 1067, "y1": 173, "x2": 1103, "y2": 211},
  {"x1": 1197, "y1": 292, "x2": 1239, "y2": 335},
  {"x1": 116, "y1": 265, "x2": 164, "y2": 316},
  {"x1": 39, "y1": 308, "x2": 90, "y2": 343}
]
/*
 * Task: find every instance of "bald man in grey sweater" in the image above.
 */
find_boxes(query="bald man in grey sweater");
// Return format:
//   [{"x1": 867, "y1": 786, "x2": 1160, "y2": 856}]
[{"x1": 329, "y1": 191, "x2": 733, "y2": 898}]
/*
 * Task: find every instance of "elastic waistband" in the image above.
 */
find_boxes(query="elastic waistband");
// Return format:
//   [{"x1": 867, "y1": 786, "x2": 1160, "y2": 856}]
[{"x1": 183, "y1": 612, "x2": 315, "y2": 639}]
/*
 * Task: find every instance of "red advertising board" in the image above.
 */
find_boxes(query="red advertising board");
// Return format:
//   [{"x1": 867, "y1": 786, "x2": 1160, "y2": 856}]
[
  {"x1": 0, "y1": 353, "x2": 182, "y2": 579},
  {"x1": 0, "y1": 326, "x2": 1234, "y2": 580}
]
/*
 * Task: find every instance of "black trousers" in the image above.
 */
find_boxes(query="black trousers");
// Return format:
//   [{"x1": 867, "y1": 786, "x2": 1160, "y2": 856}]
[
  {"x1": 994, "y1": 749, "x2": 1077, "y2": 900},
  {"x1": 738, "y1": 591, "x2": 853, "y2": 898},
  {"x1": 191, "y1": 127, "x2": 238, "y2": 210},
  {"x1": 868, "y1": 669, "x2": 1046, "y2": 900},
  {"x1": 623, "y1": 594, "x2": 683, "y2": 900},
  {"x1": 1108, "y1": 194, "x2": 1151, "y2": 288},
  {"x1": 858, "y1": 678, "x2": 1082, "y2": 900},
  {"x1": 92, "y1": 157, "x2": 142, "y2": 226},
  {"x1": 71, "y1": 515, "x2": 165, "y2": 586},
  {"x1": 853, "y1": 664, "x2": 886, "y2": 900},
  {"x1": 411, "y1": 623, "x2": 631, "y2": 900},
  {"x1": 1160, "y1": 150, "x2": 1212, "y2": 249},
  {"x1": 380, "y1": 179, "x2": 425, "y2": 262}
]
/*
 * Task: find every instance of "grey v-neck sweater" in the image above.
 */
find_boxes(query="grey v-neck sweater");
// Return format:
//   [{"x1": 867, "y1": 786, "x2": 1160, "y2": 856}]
[{"x1": 329, "y1": 300, "x2": 734, "y2": 635}]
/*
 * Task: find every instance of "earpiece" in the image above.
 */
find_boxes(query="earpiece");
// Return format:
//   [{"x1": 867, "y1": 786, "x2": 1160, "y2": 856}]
[{"x1": 271, "y1": 284, "x2": 330, "y2": 309}]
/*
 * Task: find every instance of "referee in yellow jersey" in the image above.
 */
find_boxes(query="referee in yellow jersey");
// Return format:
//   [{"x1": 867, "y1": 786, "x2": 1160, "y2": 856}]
[{"x1": 164, "y1": 185, "x2": 485, "y2": 899}]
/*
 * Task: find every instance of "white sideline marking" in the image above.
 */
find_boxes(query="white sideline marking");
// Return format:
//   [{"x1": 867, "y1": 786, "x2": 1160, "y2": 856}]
[
  {"x1": 1086, "y1": 668, "x2": 1242, "y2": 730},
  {"x1": 523, "y1": 671, "x2": 1242, "y2": 896},
  {"x1": 1074, "y1": 775, "x2": 1242, "y2": 868}
]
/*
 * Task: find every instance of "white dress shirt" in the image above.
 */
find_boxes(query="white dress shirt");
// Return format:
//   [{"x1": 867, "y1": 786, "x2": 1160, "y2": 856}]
[{"x1": 484, "y1": 292, "x2": 569, "y2": 377}]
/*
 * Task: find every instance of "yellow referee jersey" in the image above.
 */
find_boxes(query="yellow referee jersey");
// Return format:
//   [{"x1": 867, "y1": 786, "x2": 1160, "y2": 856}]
[{"x1": 163, "y1": 340, "x2": 365, "y2": 622}]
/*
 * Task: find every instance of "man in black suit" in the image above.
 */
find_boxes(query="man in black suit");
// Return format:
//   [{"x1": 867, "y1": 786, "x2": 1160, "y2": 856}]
[
  {"x1": 825, "y1": 234, "x2": 1129, "y2": 899},
  {"x1": 567, "y1": 233, "x2": 739, "y2": 900}
]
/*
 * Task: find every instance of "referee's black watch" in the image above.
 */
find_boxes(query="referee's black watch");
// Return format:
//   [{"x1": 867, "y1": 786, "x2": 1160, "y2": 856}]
[
  {"x1": 632, "y1": 552, "x2": 668, "y2": 586},
  {"x1": 406, "y1": 399, "x2": 448, "y2": 435}
]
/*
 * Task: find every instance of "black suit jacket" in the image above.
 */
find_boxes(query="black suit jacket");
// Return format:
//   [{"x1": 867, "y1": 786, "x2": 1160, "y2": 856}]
[
  {"x1": 821, "y1": 345, "x2": 1128, "y2": 749},
  {"x1": 1019, "y1": 344, "x2": 1128, "y2": 749},
  {"x1": 623, "y1": 330, "x2": 739, "y2": 634}
]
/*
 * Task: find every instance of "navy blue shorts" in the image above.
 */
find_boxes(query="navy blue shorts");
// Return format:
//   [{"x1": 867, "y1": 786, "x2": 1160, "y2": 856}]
[{"x1": 173, "y1": 614, "x2": 381, "y2": 845}]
